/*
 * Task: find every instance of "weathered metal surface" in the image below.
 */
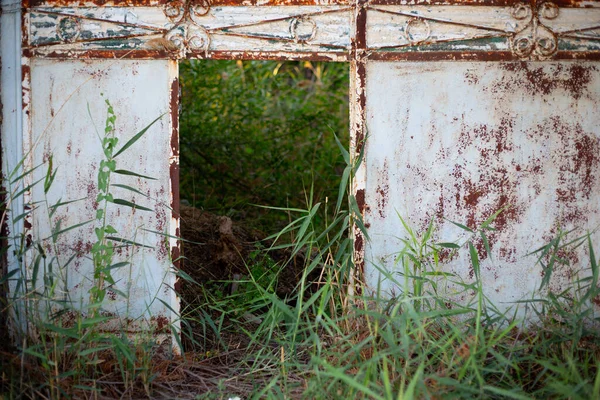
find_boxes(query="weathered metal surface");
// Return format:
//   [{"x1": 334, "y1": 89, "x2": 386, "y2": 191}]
[
  {"x1": 1, "y1": 0, "x2": 26, "y2": 338},
  {"x1": 26, "y1": 0, "x2": 349, "y2": 7},
  {"x1": 24, "y1": 2, "x2": 600, "y2": 61},
  {"x1": 25, "y1": 58, "x2": 180, "y2": 341},
  {"x1": 361, "y1": 60, "x2": 600, "y2": 311},
  {"x1": 349, "y1": 0, "x2": 368, "y2": 288},
  {"x1": 26, "y1": 5, "x2": 352, "y2": 60},
  {"x1": 1, "y1": 0, "x2": 598, "y2": 347},
  {"x1": 370, "y1": 0, "x2": 598, "y2": 6},
  {"x1": 22, "y1": 0, "x2": 597, "y2": 7},
  {"x1": 365, "y1": 3, "x2": 600, "y2": 59}
]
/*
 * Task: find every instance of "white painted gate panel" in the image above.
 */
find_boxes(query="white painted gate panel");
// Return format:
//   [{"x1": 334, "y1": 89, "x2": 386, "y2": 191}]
[
  {"x1": 27, "y1": 58, "x2": 180, "y2": 335},
  {"x1": 362, "y1": 61, "x2": 600, "y2": 310}
]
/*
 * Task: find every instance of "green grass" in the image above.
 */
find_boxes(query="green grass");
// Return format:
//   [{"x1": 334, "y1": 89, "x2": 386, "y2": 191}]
[
  {"x1": 173, "y1": 143, "x2": 600, "y2": 399},
  {"x1": 3, "y1": 164, "x2": 600, "y2": 399},
  {"x1": 173, "y1": 211, "x2": 599, "y2": 400},
  {"x1": 179, "y1": 60, "x2": 349, "y2": 234}
]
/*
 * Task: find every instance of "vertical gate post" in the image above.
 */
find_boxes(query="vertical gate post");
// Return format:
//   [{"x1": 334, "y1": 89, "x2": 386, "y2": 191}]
[{"x1": 1, "y1": 0, "x2": 26, "y2": 340}]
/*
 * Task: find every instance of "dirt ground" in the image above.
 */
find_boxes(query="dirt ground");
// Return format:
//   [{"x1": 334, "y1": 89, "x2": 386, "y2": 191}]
[
  {"x1": 178, "y1": 204, "x2": 311, "y2": 298},
  {"x1": 177, "y1": 205, "x2": 319, "y2": 351}
]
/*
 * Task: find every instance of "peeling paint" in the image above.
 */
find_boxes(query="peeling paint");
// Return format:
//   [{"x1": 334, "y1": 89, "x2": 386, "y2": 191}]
[
  {"x1": 24, "y1": 2, "x2": 600, "y2": 60},
  {"x1": 362, "y1": 61, "x2": 600, "y2": 313},
  {"x1": 23, "y1": 58, "x2": 180, "y2": 345}
]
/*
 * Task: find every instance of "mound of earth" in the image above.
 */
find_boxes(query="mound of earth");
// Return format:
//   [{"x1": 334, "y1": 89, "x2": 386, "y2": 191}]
[{"x1": 178, "y1": 205, "x2": 314, "y2": 300}]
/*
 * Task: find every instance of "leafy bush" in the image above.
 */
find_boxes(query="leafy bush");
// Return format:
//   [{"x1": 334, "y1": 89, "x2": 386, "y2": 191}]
[{"x1": 179, "y1": 60, "x2": 349, "y2": 233}]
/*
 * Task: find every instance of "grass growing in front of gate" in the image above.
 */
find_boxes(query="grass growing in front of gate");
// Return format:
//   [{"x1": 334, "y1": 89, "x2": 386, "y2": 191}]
[
  {"x1": 2, "y1": 99, "x2": 600, "y2": 399},
  {"x1": 179, "y1": 203, "x2": 600, "y2": 400},
  {"x1": 0, "y1": 98, "x2": 178, "y2": 398},
  {"x1": 176, "y1": 135, "x2": 600, "y2": 399}
]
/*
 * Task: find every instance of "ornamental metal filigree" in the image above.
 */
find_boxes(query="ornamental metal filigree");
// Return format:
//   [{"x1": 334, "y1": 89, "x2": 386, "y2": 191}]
[
  {"x1": 56, "y1": 16, "x2": 81, "y2": 43},
  {"x1": 511, "y1": 1, "x2": 559, "y2": 59},
  {"x1": 163, "y1": 0, "x2": 212, "y2": 56},
  {"x1": 26, "y1": 3, "x2": 599, "y2": 57},
  {"x1": 289, "y1": 17, "x2": 317, "y2": 44},
  {"x1": 404, "y1": 17, "x2": 431, "y2": 45}
]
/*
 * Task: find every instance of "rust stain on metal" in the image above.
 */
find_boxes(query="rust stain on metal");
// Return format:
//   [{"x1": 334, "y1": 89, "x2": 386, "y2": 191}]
[
  {"x1": 369, "y1": 0, "x2": 593, "y2": 5},
  {"x1": 499, "y1": 62, "x2": 597, "y2": 100},
  {"x1": 355, "y1": 0, "x2": 368, "y2": 50},
  {"x1": 170, "y1": 163, "x2": 181, "y2": 244},
  {"x1": 147, "y1": 38, "x2": 181, "y2": 53},
  {"x1": 170, "y1": 78, "x2": 180, "y2": 158},
  {"x1": 26, "y1": 0, "x2": 350, "y2": 7},
  {"x1": 26, "y1": 0, "x2": 169, "y2": 7},
  {"x1": 21, "y1": 8, "x2": 29, "y2": 48},
  {"x1": 211, "y1": 0, "x2": 350, "y2": 4},
  {"x1": 23, "y1": 48, "x2": 175, "y2": 59},
  {"x1": 369, "y1": 51, "x2": 518, "y2": 61},
  {"x1": 354, "y1": 61, "x2": 366, "y2": 150},
  {"x1": 369, "y1": 50, "x2": 600, "y2": 61},
  {"x1": 193, "y1": 50, "x2": 349, "y2": 61},
  {"x1": 354, "y1": 231, "x2": 364, "y2": 257},
  {"x1": 24, "y1": 48, "x2": 350, "y2": 62},
  {"x1": 169, "y1": 74, "x2": 182, "y2": 276},
  {"x1": 375, "y1": 161, "x2": 389, "y2": 219},
  {"x1": 451, "y1": 116, "x2": 523, "y2": 235},
  {"x1": 355, "y1": 188, "x2": 365, "y2": 214},
  {"x1": 150, "y1": 315, "x2": 170, "y2": 333},
  {"x1": 555, "y1": 51, "x2": 600, "y2": 61},
  {"x1": 21, "y1": 65, "x2": 31, "y2": 114},
  {"x1": 352, "y1": 0, "x2": 368, "y2": 151}
]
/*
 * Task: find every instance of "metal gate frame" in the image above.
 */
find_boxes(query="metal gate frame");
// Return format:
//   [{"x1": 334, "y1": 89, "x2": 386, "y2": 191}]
[{"x1": 2, "y1": 0, "x2": 600, "y2": 344}]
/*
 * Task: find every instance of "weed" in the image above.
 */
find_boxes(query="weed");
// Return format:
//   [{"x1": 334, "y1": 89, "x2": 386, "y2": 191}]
[
  {"x1": 179, "y1": 60, "x2": 349, "y2": 234},
  {"x1": 0, "y1": 99, "x2": 173, "y2": 398}
]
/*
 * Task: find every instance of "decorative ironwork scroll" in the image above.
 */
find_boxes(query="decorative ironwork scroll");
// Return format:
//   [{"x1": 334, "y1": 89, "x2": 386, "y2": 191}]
[{"x1": 25, "y1": 1, "x2": 600, "y2": 60}]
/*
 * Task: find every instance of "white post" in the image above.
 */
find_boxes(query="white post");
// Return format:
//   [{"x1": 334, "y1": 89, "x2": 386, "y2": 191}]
[{"x1": 1, "y1": 0, "x2": 25, "y2": 341}]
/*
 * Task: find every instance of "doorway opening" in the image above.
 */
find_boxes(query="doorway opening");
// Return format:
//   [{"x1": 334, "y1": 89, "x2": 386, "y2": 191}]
[{"x1": 176, "y1": 59, "x2": 349, "y2": 351}]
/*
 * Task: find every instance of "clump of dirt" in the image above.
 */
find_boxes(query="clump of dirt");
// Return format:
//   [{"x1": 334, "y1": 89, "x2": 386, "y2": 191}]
[
  {"x1": 178, "y1": 205, "x2": 314, "y2": 300},
  {"x1": 179, "y1": 205, "x2": 262, "y2": 283},
  {"x1": 178, "y1": 205, "x2": 321, "y2": 352}
]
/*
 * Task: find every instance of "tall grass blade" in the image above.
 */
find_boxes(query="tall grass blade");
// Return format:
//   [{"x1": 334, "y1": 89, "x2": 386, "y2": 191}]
[
  {"x1": 113, "y1": 114, "x2": 164, "y2": 158},
  {"x1": 113, "y1": 169, "x2": 156, "y2": 180}
]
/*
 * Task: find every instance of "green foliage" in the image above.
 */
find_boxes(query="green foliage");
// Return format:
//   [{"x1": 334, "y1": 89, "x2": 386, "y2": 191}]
[
  {"x1": 0, "y1": 100, "x2": 167, "y2": 398},
  {"x1": 178, "y1": 141, "x2": 600, "y2": 399},
  {"x1": 216, "y1": 205, "x2": 600, "y2": 400},
  {"x1": 179, "y1": 60, "x2": 349, "y2": 232},
  {"x1": 88, "y1": 98, "x2": 160, "y2": 313}
]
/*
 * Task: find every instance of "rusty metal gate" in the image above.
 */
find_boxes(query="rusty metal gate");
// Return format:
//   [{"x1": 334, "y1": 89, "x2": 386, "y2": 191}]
[{"x1": 2, "y1": 0, "x2": 600, "y2": 347}]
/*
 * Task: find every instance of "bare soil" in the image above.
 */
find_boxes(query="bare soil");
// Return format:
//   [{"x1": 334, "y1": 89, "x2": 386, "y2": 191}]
[{"x1": 178, "y1": 204, "x2": 310, "y2": 298}]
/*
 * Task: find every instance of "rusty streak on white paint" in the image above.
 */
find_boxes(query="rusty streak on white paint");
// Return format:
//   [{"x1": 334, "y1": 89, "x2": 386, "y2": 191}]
[
  {"x1": 363, "y1": 61, "x2": 600, "y2": 316},
  {"x1": 28, "y1": 58, "x2": 180, "y2": 345}
]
